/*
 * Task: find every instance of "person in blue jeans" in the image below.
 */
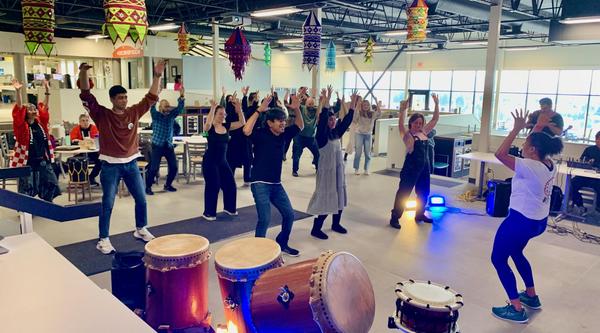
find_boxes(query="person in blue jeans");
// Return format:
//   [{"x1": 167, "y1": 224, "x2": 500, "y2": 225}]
[
  {"x1": 352, "y1": 96, "x2": 381, "y2": 175},
  {"x1": 244, "y1": 94, "x2": 304, "y2": 257},
  {"x1": 491, "y1": 109, "x2": 563, "y2": 323}
]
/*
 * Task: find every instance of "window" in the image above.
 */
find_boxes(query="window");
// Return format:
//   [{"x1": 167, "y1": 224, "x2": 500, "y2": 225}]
[
  {"x1": 452, "y1": 71, "x2": 476, "y2": 91},
  {"x1": 497, "y1": 93, "x2": 527, "y2": 130},
  {"x1": 451, "y1": 92, "x2": 475, "y2": 114},
  {"x1": 526, "y1": 94, "x2": 557, "y2": 112},
  {"x1": 590, "y1": 70, "x2": 600, "y2": 95},
  {"x1": 372, "y1": 90, "x2": 390, "y2": 108},
  {"x1": 558, "y1": 70, "x2": 592, "y2": 95},
  {"x1": 410, "y1": 71, "x2": 430, "y2": 90},
  {"x1": 500, "y1": 70, "x2": 529, "y2": 93},
  {"x1": 556, "y1": 95, "x2": 589, "y2": 138},
  {"x1": 391, "y1": 71, "x2": 407, "y2": 90},
  {"x1": 390, "y1": 90, "x2": 406, "y2": 110},
  {"x1": 373, "y1": 71, "x2": 391, "y2": 90},
  {"x1": 475, "y1": 70, "x2": 486, "y2": 91},
  {"x1": 528, "y1": 70, "x2": 559, "y2": 94},
  {"x1": 430, "y1": 71, "x2": 452, "y2": 91},
  {"x1": 587, "y1": 96, "x2": 600, "y2": 140},
  {"x1": 355, "y1": 72, "x2": 373, "y2": 89},
  {"x1": 344, "y1": 72, "x2": 357, "y2": 89}
]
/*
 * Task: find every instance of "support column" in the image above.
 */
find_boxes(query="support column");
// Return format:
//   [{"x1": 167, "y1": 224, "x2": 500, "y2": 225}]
[
  {"x1": 12, "y1": 53, "x2": 27, "y2": 103},
  {"x1": 311, "y1": 8, "x2": 322, "y2": 93},
  {"x1": 479, "y1": 1, "x2": 503, "y2": 152},
  {"x1": 212, "y1": 20, "x2": 220, "y2": 100},
  {"x1": 143, "y1": 56, "x2": 153, "y2": 88}
]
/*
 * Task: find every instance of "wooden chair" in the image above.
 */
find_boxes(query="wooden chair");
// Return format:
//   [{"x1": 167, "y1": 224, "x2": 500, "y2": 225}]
[
  {"x1": 0, "y1": 134, "x2": 15, "y2": 189},
  {"x1": 66, "y1": 158, "x2": 92, "y2": 203},
  {"x1": 186, "y1": 142, "x2": 206, "y2": 183}
]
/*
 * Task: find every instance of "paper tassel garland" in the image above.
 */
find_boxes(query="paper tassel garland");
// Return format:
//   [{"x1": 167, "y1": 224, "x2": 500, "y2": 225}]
[
  {"x1": 103, "y1": 0, "x2": 148, "y2": 44},
  {"x1": 224, "y1": 27, "x2": 252, "y2": 80},
  {"x1": 21, "y1": 0, "x2": 55, "y2": 56},
  {"x1": 302, "y1": 10, "x2": 322, "y2": 71},
  {"x1": 407, "y1": 0, "x2": 429, "y2": 42},
  {"x1": 177, "y1": 24, "x2": 189, "y2": 54},
  {"x1": 326, "y1": 40, "x2": 336, "y2": 71},
  {"x1": 364, "y1": 36, "x2": 375, "y2": 63},
  {"x1": 264, "y1": 43, "x2": 271, "y2": 66}
]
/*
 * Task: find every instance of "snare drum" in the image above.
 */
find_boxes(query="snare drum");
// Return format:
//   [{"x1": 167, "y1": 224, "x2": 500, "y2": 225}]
[
  {"x1": 251, "y1": 251, "x2": 376, "y2": 333},
  {"x1": 391, "y1": 280, "x2": 463, "y2": 333},
  {"x1": 214, "y1": 237, "x2": 284, "y2": 333},
  {"x1": 144, "y1": 234, "x2": 211, "y2": 331}
]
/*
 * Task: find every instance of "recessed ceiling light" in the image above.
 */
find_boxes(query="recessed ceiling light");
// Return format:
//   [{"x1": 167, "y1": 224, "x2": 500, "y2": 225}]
[
  {"x1": 85, "y1": 34, "x2": 108, "y2": 40},
  {"x1": 278, "y1": 38, "x2": 304, "y2": 44},
  {"x1": 148, "y1": 23, "x2": 180, "y2": 31},
  {"x1": 559, "y1": 16, "x2": 600, "y2": 24}
]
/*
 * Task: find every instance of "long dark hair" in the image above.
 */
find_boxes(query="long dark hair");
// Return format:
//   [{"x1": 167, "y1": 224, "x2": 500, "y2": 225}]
[{"x1": 528, "y1": 132, "x2": 563, "y2": 160}]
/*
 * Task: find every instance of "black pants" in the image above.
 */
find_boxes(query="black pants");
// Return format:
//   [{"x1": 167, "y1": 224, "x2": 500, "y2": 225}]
[
  {"x1": 146, "y1": 143, "x2": 178, "y2": 189},
  {"x1": 427, "y1": 145, "x2": 434, "y2": 174},
  {"x1": 202, "y1": 158, "x2": 237, "y2": 217},
  {"x1": 392, "y1": 164, "x2": 430, "y2": 219},
  {"x1": 292, "y1": 135, "x2": 319, "y2": 172},
  {"x1": 283, "y1": 133, "x2": 294, "y2": 160},
  {"x1": 570, "y1": 176, "x2": 600, "y2": 209},
  {"x1": 313, "y1": 210, "x2": 343, "y2": 231},
  {"x1": 231, "y1": 158, "x2": 251, "y2": 183},
  {"x1": 19, "y1": 160, "x2": 60, "y2": 202}
]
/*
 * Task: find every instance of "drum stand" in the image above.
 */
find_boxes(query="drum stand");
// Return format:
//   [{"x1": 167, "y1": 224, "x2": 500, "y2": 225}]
[{"x1": 388, "y1": 314, "x2": 461, "y2": 333}]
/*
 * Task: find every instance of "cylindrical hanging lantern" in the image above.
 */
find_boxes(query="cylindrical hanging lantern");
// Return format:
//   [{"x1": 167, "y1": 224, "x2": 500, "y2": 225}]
[
  {"x1": 326, "y1": 40, "x2": 336, "y2": 71},
  {"x1": 302, "y1": 10, "x2": 322, "y2": 71},
  {"x1": 178, "y1": 24, "x2": 190, "y2": 54},
  {"x1": 103, "y1": 0, "x2": 148, "y2": 44},
  {"x1": 264, "y1": 43, "x2": 272, "y2": 66},
  {"x1": 22, "y1": 0, "x2": 56, "y2": 56},
  {"x1": 224, "y1": 27, "x2": 252, "y2": 80},
  {"x1": 364, "y1": 36, "x2": 375, "y2": 63},
  {"x1": 407, "y1": 0, "x2": 429, "y2": 42}
]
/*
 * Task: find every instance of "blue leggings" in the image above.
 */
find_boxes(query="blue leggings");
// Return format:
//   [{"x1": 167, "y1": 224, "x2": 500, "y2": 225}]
[{"x1": 491, "y1": 209, "x2": 547, "y2": 300}]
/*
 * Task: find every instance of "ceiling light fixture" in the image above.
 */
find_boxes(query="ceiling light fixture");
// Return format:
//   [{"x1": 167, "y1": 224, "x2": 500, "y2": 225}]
[
  {"x1": 559, "y1": 16, "x2": 600, "y2": 24},
  {"x1": 277, "y1": 38, "x2": 304, "y2": 44},
  {"x1": 85, "y1": 34, "x2": 108, "y2": 40},
  {"x1": 251, "y1": 6, "x2": 301, "y2": 18},
  {"x1": 459, "y1": 40, "x2": 488, "y2": 46},
  {"x1": 383, "y1": 30, "x2": 408, "y2": 37},
  {"x1": 503, "y1": 46, "x2": 540, "y2": 51},
  {"x1": 148, "y1": 23, "x2": 180, "y2": 31},
  {"x1": 405, "y1": 50, "x2": 432, "y2": 54},
  {"x1": 336, "y1": 54, "x2": 353, "y2": 57}
]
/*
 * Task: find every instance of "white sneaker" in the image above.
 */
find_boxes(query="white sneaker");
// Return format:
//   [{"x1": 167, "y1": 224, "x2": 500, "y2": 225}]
[
  {"x1": 202, "y1": 214, "x2": 216, "y2": 221},
  {"x1": 133, "y1": 227, "x2": 155, "y2": 242},
  {"x1": 96, "y1": 238, "x2": 115, "y2": 255},
  {"x1": 224, "y1": 210, "x2": 238, "y2": 216},
  {"x1": 354, "y1": 169, "x2": 360, "y2": 175},
  {"x1": 364, "y1": 170, "x2": 370, "y2": 175}
]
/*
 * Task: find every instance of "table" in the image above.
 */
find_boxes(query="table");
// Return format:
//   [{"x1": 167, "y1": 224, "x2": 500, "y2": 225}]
[
  {"x1": 457, "y1": 152, "x2": 504, "y2": 198},
  {"x1": 555, "y1": 164, "x2": 600, "y2": 221},
  {"x1": 54, "y1": 146, "x2": 100, "y2": 178},
  {"x1": 0, "y1": 233, "x2": 154, "y2": 333}
]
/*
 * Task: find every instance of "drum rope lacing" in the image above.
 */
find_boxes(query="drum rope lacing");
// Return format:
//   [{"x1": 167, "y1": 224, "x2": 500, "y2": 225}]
[
  {"x1": 144, "y1": 250, "x2": 211, "y2": 272},
  {"x1": 215, "y1": 257, "x2": 285, "y2": 282},
  {"x1": 309, "y1": 250, "x2": 341, "y2": 333}
]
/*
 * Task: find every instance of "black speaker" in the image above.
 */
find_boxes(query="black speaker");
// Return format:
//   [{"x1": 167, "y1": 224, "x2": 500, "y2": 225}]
[
  {"x1": 111, "y1": 251, "x2": 146, "y2": 310},
  {"x1": 486, "y1": 179, "x2": 512, "y2": 217}
]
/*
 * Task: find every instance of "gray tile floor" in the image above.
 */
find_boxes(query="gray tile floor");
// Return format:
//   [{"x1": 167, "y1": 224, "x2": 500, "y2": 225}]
[{"x1": 1, "y1": 154, "x2": 599, "y2": 333}]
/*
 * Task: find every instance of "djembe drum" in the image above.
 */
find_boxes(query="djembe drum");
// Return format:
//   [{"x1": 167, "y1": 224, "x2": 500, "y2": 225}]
[
  {"x1": 251, "y1": 251, "x2": 375, "y2": 333},
  {"x1": 214, "y1": 238, "x2": 284, "y2": 333},
  {"x1": 144, "y1": 234, "x2": 212, "y2": 331},
  {"x1": 389, "y1": 280, "x2": 464, "y2": 333}
]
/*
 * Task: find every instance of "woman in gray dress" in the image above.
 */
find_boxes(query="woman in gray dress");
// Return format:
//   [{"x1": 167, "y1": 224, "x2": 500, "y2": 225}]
[{"x1": 307, "y1": 88, "x2": 356, "y2": 239}]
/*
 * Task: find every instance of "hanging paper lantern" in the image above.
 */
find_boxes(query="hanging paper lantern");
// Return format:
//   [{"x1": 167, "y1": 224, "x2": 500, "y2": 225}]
[
  {"x1": 302, "y1": 10, "x2": 322, "y2": 71},
  {"x1": 103, "y1": 0, "x2": 148, "y2": 44},
  {"x1": 364, "y1": 36, "x2": 375, "y2": 63},
  {"x1": 224, "y1": 27, "x2": 252, "y2": 80},
  {"x1": 264, "y1": 43, "x2": 271, "y2": 66},
  {"x1": 21, "y1": 0, "x2": 56, "y2": 56},
  {"x1": 326, "y1": 40, "x2": 336, "y2": 71},
  {"x1": 407, "y1": 0, "x2": 429, "y2": 42},
  {"x1": 177, "y1": 24, "x2": 190, "y2": 54}
]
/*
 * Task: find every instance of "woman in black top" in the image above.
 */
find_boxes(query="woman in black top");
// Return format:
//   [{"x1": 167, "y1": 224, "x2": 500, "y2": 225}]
[
  {"x1": 201, "y1": 97, "x2": 246, "y2": 221},
  {"x1": 390, "y1": 94, "x2": 440, "y2": 229}
]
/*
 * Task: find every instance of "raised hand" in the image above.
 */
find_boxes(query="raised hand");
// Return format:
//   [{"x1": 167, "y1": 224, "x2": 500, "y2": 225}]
[
  {"x1": 399, "y1": 99, "x2": 409, "y2": 112},
  {"x1": 290, "y1": 95, "x2": 300, "y2": 110},
  {"x1": 326, "y1": 85, "x2": 333, "y2": 99},
  {"x1": 231, "y1": 95, "x2": 242, "y2": 110},
  {"x1": 241, "y1": 86, "x2": 249, "y2": 96},
  {"x1": 209, "y1": 99, "x2": 217, "y2": 108},
  {"x1": 377, "y1": 99, "x2": 383, "y2": 109},
  {"x1": 259, "y1": 94, "x2": 272, "y2": 112},
  {"x1": 270, "y1": 85, "x2": 274, "y2": 94},
  {"x1": 153, "y1": 59, "x2": 167, "y2": 77},
  {"x1": 431, "y1": 93, "x2": 439, "y2": 105},
  {"x1": 179, "y1": 86, "x2": 185, "y2": 97},
  {"x1": 11, "y1": 79, "x2": 23, "y2": 91},
  {"x1": 79, "y1": 63, "x2": 93, "y2": 71},
  {"x1": 221, "y1": 86, "x2": 226, "y2": 96},
  {"x1": 42, "y1": 79, "x2": 50, "y2": 91},
  {"x1": 511, "y1": 108, "x2": 529, "y2": 131}
]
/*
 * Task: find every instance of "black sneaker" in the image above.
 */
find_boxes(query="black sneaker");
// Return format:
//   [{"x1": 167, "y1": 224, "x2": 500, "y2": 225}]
[
  {"x1": 163, "y1": 185, "x2": 177, "y2": 192},
  {"x1": 332, "y1": 224, "x2": 348, "y2": 234},
  {"x1": 292, "y1": 171, "x2": 299, "y2": 177},
  {"x1": 311, "y1": 229, "x2": 329, "y2": 240},
  {"x1": 145, "y1": 188, "x2": 154, "y2": 195},
  {"x1": 280, "y1": 245, "x2": 300, "y2": 257},
  {"x1": 89, "y1": 179, "x2": 100, "y2": 187},
  {"x1": 390, "y1": 218, "x2": 401, "y2": 229},
  {"x1": 416, "y1": 214, "x2": 433, "y2": 223}
]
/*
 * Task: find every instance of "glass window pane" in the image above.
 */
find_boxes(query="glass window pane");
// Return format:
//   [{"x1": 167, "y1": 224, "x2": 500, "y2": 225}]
[
  {"x1": 500, "y1": 70, "x2": 529, "y2": 93},
  {"x1": 428, "y1": 91, "x2": 451, "y2": 112},
  {"x1": 586, "y1": 96, "x2": 600, "y2": 141},
  {"x1": 372, "y1": 90, "x2": 390, "y2": 108},
  {"x1": 555, "y1": 95, "x2": 588, "y2": 138},
  {"x1": 355, "y1": 72, "x2": 374, "y2": 89},
  {"x1": 391, "y1": 71, "x2": 407, "y2": 89},
  {"x1": 390, "y1": 90, "x2": 406, "y2": 110},
  {"x1": 451, "y1": 91, "x2": 475, "y2": 114},
  {"x1": 344, "y1": 71, "x2": 356, "y2": 89},
  {"x1": 591, "y1": 70, "x2": 600, "y2": 95},
  {"x1": 474, "y1": 93, "x2": 484, "y2": 121},
  {"x1": 357, "y1": 89, "x2": 371, "y2": 102},
  {"x1": 430, "y1": 71, "x2": 452, "y2": 90},
  {"x1": 373, "y1": 71, "x2": 391, "y2": 90},
  {"x1": 496, "y1": 93, "x2": 527, "y2": 130},
  {"x1": 475, "y1": 70, "x2": 486, "y2": 91},
  {"x1": 452, "y1": 71, "x2": 476, "y2": 91},
  {"x1": 410, "y1": 71, "x2": 430, "y2": 90},
  {"x1": 526, "y1": 94, "x2": 557, "y2": 113},
  {"x1": 343, "y1": 89, "x2": 354, "y2": 101},
  {"x1": 558, "y1": 70, "x2": 592, "y2": 95},
  {"x1": 528, "y1": 70, "x2": 559, "y2": 94}
]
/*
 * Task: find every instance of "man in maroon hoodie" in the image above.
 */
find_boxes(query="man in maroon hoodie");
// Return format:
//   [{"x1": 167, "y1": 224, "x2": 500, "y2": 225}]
[{"x1": 78, "y1": 60, "x2": 165, "y2": 254}]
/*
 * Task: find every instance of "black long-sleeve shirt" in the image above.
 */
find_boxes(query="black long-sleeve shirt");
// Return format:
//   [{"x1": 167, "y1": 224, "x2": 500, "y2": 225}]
[
  {"x1": 581, "y1": 145, "x2": 600, "y2": 168},
  {"x1": 316, "y1": 108, "x2": 355, "y2": 149}
]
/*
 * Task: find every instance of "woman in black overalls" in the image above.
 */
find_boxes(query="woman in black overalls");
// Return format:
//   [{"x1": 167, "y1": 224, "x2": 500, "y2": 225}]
[{"x1": 390, "y1": 94, "x2": 440, "y2": 229}]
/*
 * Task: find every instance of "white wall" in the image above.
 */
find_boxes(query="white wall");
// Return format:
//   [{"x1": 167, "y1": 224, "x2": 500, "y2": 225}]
[{"x1": 271, "y1": 50, "x2": 344, "y2": 90}]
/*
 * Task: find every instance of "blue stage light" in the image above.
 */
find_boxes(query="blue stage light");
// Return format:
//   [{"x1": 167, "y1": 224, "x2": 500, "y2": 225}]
[{"x1": 429, "y1": 195, "x2": 446, "y2": 207}]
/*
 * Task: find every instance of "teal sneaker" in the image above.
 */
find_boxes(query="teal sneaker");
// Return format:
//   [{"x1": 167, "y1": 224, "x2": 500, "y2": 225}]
[
  {"x1": 519, "y1": 291, "x2": 542, "y2": 310},
  {"x1": 492, "y1": 304, "x2": 528, "y2": 324}
]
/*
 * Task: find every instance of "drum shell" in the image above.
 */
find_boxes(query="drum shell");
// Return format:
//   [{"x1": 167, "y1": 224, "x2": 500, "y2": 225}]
[
  {"x1": 399, "y1": 302, "x2": 459, "y2": 333},
  {"x1": 145, "y1": 262, "x2": 210, "y2": 330},
  {"x1": 250, "y1": 259, "x2": 319, "y2": 333},
  {"x1": 217, "y1": 278, "x2": 257, "y2": 333}
]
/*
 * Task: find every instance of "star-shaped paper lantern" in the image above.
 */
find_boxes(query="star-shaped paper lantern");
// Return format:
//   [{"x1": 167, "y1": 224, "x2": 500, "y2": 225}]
[{"x1": 224, "y1": 27, "x2": 252, "y2": 80}]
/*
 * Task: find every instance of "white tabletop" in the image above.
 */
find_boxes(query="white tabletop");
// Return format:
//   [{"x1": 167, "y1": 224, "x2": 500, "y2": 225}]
[
  {"x1": 457, "y1": 152, "x2": 502, "y2": 165},
  {"x1": 0, "y1": 233, "x2": 154, "y2": 333},
  {"x1": 173, "y1": 135, "x2": 207, "y2": 144},
  {"x1": 54, "y1": 146, "x2": 99, "y2": 156},
  {"x1": 557, "y1": 163, "x2": 600, "y2": 179}
]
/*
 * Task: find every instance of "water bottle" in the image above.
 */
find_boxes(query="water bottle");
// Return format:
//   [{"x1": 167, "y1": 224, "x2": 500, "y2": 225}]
[{"x1": 64, "y1": 135, "x2": 71, "y2": 146}]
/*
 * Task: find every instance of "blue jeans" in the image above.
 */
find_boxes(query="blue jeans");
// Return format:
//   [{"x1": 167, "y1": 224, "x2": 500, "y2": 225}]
[
  {"x1": 99, "y1": 160, "x2": 147, "y2": 238},
  {"x1": 353, "y1": 133, "x2": 372, "y2": 171},
  {"x1": 250, "y1": 183, "x2": 295, "y2": 246},
  {"x1": 292, "y1": 135, "x2": 319, "y2": 173},
  {"x1": 491, "y1": 209, "x2": 547, "y2": 300}
]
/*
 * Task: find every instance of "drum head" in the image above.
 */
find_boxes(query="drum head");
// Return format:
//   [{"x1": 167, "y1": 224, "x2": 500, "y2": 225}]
[
  {"x1": 145, "y1": 234, "x2": 209, "y2": 258},
  {"x1": 215, "y1": 237, "x2": 281, "y2": 270},
  {"x1": 310, "y1": 251, "x2": 375, "y2": 333},
  {"x1": 396, "y1": 280, "x2": 463, "y2": 311}
]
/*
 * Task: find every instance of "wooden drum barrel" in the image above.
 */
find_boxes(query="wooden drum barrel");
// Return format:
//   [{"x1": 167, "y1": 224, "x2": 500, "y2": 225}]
[
  {"x1": 251, "y1": 251, "x2": 376, "y2": 333},
  {"x1": 214, "y1": 237, "x2": 284, "y2": 333},
  {"x1": 144, "y1": 234, "x2": 211, "y2": 331}
]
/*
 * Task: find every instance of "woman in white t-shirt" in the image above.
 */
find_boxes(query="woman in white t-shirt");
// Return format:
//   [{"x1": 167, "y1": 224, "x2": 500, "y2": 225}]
[{"x1": 491, "y1": 109, "x2": 563, "y2": 324}]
